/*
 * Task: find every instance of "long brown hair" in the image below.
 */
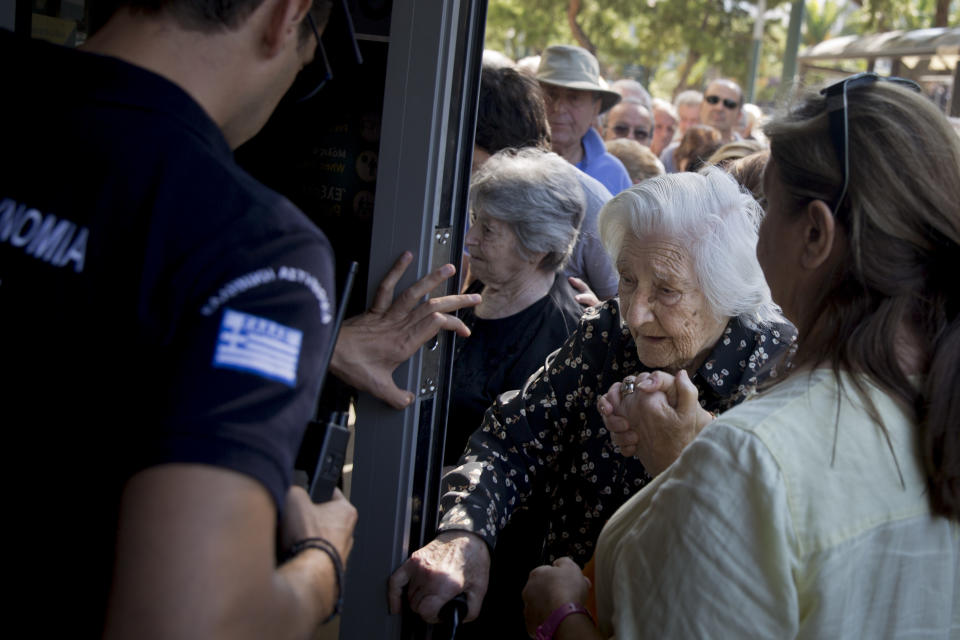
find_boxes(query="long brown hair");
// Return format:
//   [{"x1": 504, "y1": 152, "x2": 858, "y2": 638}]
[{"x1": 765, "y1": 82, "x2": 960, "y2": 519}]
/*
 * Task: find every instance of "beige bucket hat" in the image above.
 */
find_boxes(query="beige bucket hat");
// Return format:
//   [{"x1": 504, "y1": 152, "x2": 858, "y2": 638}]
[{"x1": 536, "y1": 45, "x2": 621, "y2": 114}]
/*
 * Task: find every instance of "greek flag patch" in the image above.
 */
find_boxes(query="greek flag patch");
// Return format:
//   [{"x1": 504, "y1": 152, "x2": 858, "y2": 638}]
[{"x1": 213, "y1": 309, "x2": 302, "y2": 387}]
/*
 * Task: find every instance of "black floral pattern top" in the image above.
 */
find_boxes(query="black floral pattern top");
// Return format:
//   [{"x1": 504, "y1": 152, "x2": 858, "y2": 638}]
[{"x1": 438, "y1": 298, "x2": 796, "y2": 566}]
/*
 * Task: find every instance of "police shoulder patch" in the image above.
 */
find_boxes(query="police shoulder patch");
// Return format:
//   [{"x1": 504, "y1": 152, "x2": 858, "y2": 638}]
[{"x1": 213, "y1": 308, "x2": 302, "y2": 387}]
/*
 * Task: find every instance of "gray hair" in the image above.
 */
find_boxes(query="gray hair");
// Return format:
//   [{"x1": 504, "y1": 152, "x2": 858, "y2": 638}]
[
  {"x1": 600, "y1": 97, "x2": 652, "y2": 130},
  {"x1": 598, "y1": 168, "x2": 781, "y2": 327},
  {"x1": 610, "y1": 78, "x2": 653, "y2": 114},
  {"x1": 651, "y1": 97, "x2": 677, "y2": 120},
  {"x1": 674, "y1": 89, "x2": 703, "y2": 108},
  {"x1": 469, "y1": 148, "x2": 586, "y2": 272}
]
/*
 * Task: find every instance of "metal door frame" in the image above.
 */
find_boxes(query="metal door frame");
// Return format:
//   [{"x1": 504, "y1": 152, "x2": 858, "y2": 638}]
[{"x1": 340, "y1": 1, "x2": 486, "y2": 637}]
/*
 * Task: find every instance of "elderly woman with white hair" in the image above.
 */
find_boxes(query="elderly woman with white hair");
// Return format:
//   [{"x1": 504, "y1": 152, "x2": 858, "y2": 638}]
[
  {"x1": 523, "y1": 74, "x2": 960, "y2": 640},
  {"x1": 390, "y1": 169, "x2": 796, "y2": 636},
  {"x1": 444, "y1": 147, "x2": 586, "y2": 465}
]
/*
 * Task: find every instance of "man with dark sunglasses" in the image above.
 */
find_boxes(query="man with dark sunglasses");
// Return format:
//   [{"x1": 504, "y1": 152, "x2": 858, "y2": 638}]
[
  {"x1": 1, "y1": 0, "x2": 360, "y2": 636},
  {"x1": 700, "y1": 78, "x2": 744, "y2": 143}
]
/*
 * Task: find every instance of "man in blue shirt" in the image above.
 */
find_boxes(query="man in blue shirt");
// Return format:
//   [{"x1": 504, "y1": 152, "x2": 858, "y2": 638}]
[{"x1": 536, "y1": 45, "x2": 631, "y2": 195}]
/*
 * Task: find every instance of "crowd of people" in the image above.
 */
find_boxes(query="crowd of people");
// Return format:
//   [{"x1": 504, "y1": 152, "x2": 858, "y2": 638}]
[
  {"x1": 3, "y1": 2, "x2": 958, "y2": 638},
  {"x1": 393, "y1": 44, "x2": 960, "y2": 640}
]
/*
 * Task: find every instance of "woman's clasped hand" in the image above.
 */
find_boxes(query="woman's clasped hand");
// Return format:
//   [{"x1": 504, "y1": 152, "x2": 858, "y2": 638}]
[{"x1": 598, "y1": 370, "x2": 715, "y2": 474}]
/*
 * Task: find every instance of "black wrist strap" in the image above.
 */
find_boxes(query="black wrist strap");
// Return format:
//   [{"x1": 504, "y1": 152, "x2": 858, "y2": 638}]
[{"x1": 282, "y1": 536, "x2": 344, "y2": 623}]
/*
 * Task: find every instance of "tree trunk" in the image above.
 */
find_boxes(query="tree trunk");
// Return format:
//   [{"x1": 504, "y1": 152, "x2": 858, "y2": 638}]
[
  {"x1": 673, "y1": 50, "x2": 703, "y2": 98},
  {"x1": 567, "y1": 0, "x2": 597, "y2": 55},
  {"x1": 934, "y1": 0, "x2": 949, "y2": 27},
  {"x1": 672, "y1": 12, "x2": 710, "y2": 98}
]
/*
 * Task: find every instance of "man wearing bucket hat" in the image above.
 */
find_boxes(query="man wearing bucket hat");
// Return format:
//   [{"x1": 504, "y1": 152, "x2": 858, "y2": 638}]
[{"x1": 537, "y1": 45, "x2": 632, "y2": 195}]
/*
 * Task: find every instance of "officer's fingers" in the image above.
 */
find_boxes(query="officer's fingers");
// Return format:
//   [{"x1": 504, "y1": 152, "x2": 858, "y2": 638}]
[
  {"x1": 390, "y1": 264, "x2": 457, "y2": 314},
  {"x1": 371, "y1": 252, "x2": 414, "y2": 314},
  {"x1": 375, "y1": 377, "x2": 415, "y2": 410},
  {"x1": 416, "y1": 293, "x2": 481, "y2": 317},
  {"x1": 406, "y1": 313, "x2": 472, "y2": 352}
]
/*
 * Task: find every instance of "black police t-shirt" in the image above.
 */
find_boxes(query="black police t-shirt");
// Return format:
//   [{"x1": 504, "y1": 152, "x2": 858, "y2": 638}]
[{"x1": 0, "y1": 30, "x2": 334, "y2": 630}]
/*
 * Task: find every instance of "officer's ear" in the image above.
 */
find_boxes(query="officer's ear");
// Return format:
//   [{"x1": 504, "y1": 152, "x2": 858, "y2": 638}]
[{"x1": 261, "y1": 0, "x2": 313, "y2": 58}]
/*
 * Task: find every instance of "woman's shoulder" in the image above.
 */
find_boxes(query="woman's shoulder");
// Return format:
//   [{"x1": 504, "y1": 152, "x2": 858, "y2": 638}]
[{"x1": 708, "y1": 370, "x2": 935, "y2": 557}]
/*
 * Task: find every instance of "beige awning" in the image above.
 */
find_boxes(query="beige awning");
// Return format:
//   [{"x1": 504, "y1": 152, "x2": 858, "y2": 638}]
[{"x1": 799, "y1": 27, "x2": 960, "y2": 62}]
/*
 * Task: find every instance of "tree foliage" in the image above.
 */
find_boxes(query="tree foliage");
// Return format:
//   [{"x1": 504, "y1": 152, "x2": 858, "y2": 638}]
[
  {"x1": 803, "y1": 0, "x2": 844, "y2": 45},
  {"x1": 847, "y1": 0, "x2": 959, "y2": 31},
  {"x1": 485, "y1": 0, "x2": 795, "y2": 97},
  {"x1": 483, "y1": 0, "x2": 958, "y2": 101}
]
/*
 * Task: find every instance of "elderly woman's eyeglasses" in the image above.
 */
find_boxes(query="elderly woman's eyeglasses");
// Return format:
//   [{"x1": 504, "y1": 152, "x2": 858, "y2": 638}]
[{"x1": 819, "y1": 72, "x2": 921, "y2": 213}]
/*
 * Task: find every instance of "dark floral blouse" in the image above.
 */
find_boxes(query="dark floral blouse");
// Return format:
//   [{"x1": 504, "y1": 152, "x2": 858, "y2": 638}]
[{"x1": 437, "y1": 298, "x2": 796, "y2": 566}]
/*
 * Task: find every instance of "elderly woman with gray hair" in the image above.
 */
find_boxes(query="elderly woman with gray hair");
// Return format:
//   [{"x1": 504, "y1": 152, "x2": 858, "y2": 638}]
[
  {"x1": 444, "y1": 147, "x2": 586, "y2": 465},
  {"x1": 390, "y1": 169, "x2": 796, "y2": 636}
]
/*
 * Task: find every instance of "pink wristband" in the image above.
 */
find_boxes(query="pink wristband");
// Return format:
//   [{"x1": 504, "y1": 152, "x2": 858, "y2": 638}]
[{"x1": 535, "y1": 602, "x2": 592, "y2": 639}]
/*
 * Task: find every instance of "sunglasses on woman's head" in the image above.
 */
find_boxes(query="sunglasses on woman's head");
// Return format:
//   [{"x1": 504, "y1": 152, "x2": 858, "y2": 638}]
[
  {"x1": 705, "y1": 95, "x2": 738, "y2": 110},
  {"x1": 819, "y1": 72, "x2": 922, "y2": 213}
]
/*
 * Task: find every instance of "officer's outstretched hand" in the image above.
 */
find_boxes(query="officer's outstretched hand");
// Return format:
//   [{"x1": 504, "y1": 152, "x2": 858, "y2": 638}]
[{"x1": 331, "y1": 251, "x2": 480, "y2": 409}]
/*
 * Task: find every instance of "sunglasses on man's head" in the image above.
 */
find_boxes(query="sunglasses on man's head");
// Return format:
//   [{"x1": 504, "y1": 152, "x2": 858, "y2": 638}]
[
  {"x1": 705, "y1": 94, "x2": 738, "y2": 110},
  {"x1": 819, "y1": 71, "x2": 922, "y2": 213},
  {"x1": 612, "y1": 124, "x2": 651, "y2": 141}
]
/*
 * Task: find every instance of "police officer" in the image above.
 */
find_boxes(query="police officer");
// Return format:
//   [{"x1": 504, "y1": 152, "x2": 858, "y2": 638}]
[{"x1": 3, "y1": 0, "x2": 374, "y2": 635}]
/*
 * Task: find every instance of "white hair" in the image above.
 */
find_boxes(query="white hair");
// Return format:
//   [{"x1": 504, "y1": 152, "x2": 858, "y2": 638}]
[
  {"x1": 470, "y1": 148, "x2": 585, "y2": 272},
  {"x1": 598, "y1": 168, "x2": 782, "y2": 327},
  {"x1": 652, "y1": 97, "x2": 677, "y2": 120},
  {"x1": 674, "y1": 90, "x2": 703, "y2": 108}
]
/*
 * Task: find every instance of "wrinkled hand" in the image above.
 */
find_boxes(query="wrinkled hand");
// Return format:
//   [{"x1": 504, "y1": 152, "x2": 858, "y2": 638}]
[
  {"x1": 387, "y1": 531, "x2": 490, "y2": 623},
  {"x1": 522, "y1": 557, "x2": 591, "y2": 637},
  {"x1": 568, "y1": 276, "x2": 601, "y2": 308},
  {"x1": 279, "y1": 486, "x2": 357, "y2": 564},
  {"x1": 332, "y1": 252, "x2": 481, "y2": 409},
  {"x1": 597, "y1": 370, "x2": 714, "y2": 475}
]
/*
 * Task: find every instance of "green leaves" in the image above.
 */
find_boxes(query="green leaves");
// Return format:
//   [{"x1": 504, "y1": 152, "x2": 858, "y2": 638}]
[{"x1": 483, "y1": 0, "x2": 957, "y2": 101}]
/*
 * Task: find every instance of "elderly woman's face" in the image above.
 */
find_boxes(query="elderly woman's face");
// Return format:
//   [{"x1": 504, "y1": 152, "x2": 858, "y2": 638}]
[
  {"x1": 465, "y1": 210, "x2": 539, "y2": 286},
  {"x1": 617, "y1": 234, "x2": 728, "y2": 373}
]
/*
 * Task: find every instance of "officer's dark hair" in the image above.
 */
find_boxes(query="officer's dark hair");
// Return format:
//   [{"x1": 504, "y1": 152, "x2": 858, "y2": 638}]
[
  {"x1": 476, "y1": 65, "x2": 551, "y2": 154},
  {"x1": 115, "y1": 0, "x2": 333, "y2": 36}
]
